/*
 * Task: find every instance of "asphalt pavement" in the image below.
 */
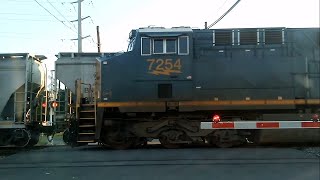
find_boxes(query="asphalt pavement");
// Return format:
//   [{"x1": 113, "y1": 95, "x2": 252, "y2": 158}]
[{"x1": 0, "y1": 145, "x2": 319, "y2": 180}]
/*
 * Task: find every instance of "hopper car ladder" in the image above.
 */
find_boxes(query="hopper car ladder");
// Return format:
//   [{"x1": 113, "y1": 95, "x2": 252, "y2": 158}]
[{"x1": 75, "y1": 80, "x2": 97, "y2": 143}]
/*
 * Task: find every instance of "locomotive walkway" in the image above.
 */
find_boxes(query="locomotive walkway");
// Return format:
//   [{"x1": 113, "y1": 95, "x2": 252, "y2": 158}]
[{"x1": 0, "y1": 145, "x2": 319, "y2": 180}]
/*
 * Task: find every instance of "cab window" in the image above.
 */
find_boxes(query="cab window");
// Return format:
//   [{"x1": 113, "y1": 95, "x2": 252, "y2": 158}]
[
  {"x1": 141, "y1": 36, "x2": 189, "y2": 55},
  {"x1": 178, "y1": 36, "x2": 189, "y2": 55},
  {"x1": 166, "y1": 39, "x2": 176, "y2": 53},
  {"x1": 153, "y1": 38, "x2": 177, "y2": 54},
  {"x1": 141, "y1": 37, "x2": 151, "y2": 55},
  {"x1": 153, "y1": 39, "x2": 164, "y2": 54}
]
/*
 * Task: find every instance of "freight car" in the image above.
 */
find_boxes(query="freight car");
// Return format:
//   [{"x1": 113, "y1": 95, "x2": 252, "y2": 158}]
[
  {"x1": 0, "y1": 53, "x2": 59, "y2": 147},
  {"x1": 59, "y1": 27, "x2": 320, "y2": 149},
  {"x1": 0, "y1": 54, "x2": 46, "y2": 147}
]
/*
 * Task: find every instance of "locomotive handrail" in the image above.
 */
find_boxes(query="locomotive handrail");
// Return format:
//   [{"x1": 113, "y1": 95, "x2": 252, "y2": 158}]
[{"x1": 80, "y1": 82, "x2": 94, "y2": 104}]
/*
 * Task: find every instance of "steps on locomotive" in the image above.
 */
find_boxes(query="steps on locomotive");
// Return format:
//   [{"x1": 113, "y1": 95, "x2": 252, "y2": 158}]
[{"x1": 77, "y1": 103, "x2": 96, "y2": 143}]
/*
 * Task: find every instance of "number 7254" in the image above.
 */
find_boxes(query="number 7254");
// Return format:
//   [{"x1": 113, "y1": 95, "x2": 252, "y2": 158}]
[{"x1": 147, "y1": 58, "x2": 181, "y2": 72}]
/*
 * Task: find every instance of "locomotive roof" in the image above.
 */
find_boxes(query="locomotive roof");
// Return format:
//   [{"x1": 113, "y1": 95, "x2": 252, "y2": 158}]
[
  {"x1": 137, "y1": 27, "x2": 193, "y2": 33},
  {"x1": 137, "y1": 27, "x2": 319, "y2": 33}
]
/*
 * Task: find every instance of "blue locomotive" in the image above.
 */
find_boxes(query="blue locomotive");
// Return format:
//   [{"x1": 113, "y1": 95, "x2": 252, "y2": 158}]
[{"x1": 63, "y1": 26, "x2": 320, "y2": 149}]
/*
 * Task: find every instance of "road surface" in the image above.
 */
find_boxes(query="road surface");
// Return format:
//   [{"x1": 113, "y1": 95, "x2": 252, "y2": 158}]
[{"x1": 0, "y1": 145, "x2": 319, "y2": 180}]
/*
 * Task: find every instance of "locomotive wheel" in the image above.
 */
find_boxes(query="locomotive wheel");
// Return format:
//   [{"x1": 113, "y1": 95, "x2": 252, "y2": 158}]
[
  {"x1": 12, "y1": 129, "x2": 31, "y2": 147},
  {"x1": 27, "y1": 131, "x2": 40, "y2": 147},
  {"x1": 102, "y1": 130, "x2": 136, "y2": 150},
  {"x1": 208, "y1": 130, "x2": 242, "y2": 148},
  {"x1": 159, "y1": 136, "x2": 181, "y2": 149},
  {"x1": 63, "y1": 128, "x2": 78, "y2": 146},
  {"x1": 133, "y1": 138, "x2": 148, "y2": 148},
  {"x1": 159, "y1": 129, "x2": 185, "y2": 149},
  {"x1": 63, "y1": 128, "x2": 71, "y2": 145}
]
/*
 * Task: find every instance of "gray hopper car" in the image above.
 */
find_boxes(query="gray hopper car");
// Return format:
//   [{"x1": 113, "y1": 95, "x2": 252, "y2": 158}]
[{"x1": 0, "y1": 53, "x2": 47, "y2": 147}]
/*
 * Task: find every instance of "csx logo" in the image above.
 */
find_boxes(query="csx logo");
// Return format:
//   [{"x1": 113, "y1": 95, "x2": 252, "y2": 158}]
[{"x1": 146, "y1": 58, "x2": 182, "y2": 76}]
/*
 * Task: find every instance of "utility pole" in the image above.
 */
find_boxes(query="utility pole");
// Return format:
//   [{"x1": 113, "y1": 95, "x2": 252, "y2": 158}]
[
  {"x1": 71, "y1": 0, "x2": 90, "y2": 53},
  {"x1": 77, "y1": 0, "x2": 82, "y2": 53},
  {"x1": 96, "y1": 26, "x2": 101, "y2": 53}
]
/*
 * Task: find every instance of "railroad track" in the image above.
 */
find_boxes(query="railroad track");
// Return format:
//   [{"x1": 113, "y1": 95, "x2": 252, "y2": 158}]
[
  {"x1": 0, "y1": 156, "x2": 318, "y2": 169},
  {"x1": 0, "y1": 146, "x2": 47, "y2": 159},
  {"x1": 1, "y1": 130, "x2": 318, "y2": 176},
  {"x1": 0, "y1": 142, "x2": 319, "y2": 164},
  {"x1": 0, "y1": 145, "x2": 318, "y2": 180},
  {"x1": 0, "y1": 142, "x2": 319, "y2": 154}
]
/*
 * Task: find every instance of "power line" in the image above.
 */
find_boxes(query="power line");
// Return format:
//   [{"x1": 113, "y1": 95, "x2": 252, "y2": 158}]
[
  {"x1": 217, "y1": 0, "x2": 229, "y2": 13},
  {"x1": 8, "y1": 0, "x2": 60, "y2": 3},
  {"x1": 34, "y1": 0, "x2": 78, "y2": 34},
  {"x1": 0, "y1": 12, "x2": 49, "y2": 16},
  {"x1": 46, "y1": 0, "x2": 77, "y2": 30},
  {"x1": 88, "y1": 0, "x2": 94, "y2": 8},
  {"x1": 88, "y1": 16, "x2": 95, "y2": 25},
  {"x1": 208, "y1": 0, "x2": 241, "y2": 29},
  {"x1": 0, "y1": 12, "x2": 73, "y2": 18},
  {"x1": 34, "y1": 0, "x2": 97, "y2": 52},
  {"x1": 0, "y1": 18, "x2": 55, "y2": 22},
  {"x1": 0, "y1": 32, "x2": 32, "y2": 35},
  {"x1": 56, "y1": 0, "x2": 77, "y2": 16},
  {"x1": 0, "y1": 35, "x2": 33, "y2": 39},
  {"x1": 70, "y1": 3, "x2": 77, "y2": 12}
]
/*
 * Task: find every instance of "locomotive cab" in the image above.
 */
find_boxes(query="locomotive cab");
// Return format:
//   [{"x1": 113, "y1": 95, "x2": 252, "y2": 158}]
[
  {"x1": 136, "y1": 27, "x2": 194, "y2": 102},
  {"x1": 98, "y1": 27, "x2": 194, "y2": 111}
]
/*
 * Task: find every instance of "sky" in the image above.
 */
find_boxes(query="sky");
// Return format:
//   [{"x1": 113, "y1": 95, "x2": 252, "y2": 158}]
[{"x1": 0, "y1": 0, "x2": 319, "y2": 69}]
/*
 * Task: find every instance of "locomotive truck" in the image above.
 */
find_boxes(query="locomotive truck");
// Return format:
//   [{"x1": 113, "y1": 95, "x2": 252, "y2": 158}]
[{"x1": 57, "y1": 26, "x2": 320, "y2": 149}]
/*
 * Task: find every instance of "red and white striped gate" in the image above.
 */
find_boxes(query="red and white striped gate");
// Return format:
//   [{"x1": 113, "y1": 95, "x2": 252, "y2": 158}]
[{"x1": 201, "y1": 121, "x2": 320, "y2": 129}]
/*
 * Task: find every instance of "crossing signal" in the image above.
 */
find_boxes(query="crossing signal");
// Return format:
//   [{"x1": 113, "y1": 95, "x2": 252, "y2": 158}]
[{"x1": 50, "y1": 101, "x2": 58, "y2": 108}]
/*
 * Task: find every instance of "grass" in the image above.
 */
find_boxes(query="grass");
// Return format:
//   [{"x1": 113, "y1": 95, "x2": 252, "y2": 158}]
[{"x1": 36, "y1": 133, "x2": 65, "y2": 146}]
